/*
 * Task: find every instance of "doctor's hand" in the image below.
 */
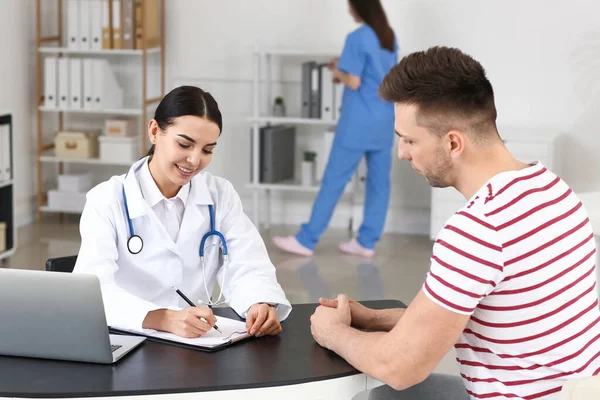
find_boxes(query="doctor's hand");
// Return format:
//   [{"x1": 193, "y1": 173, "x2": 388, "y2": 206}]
[
  {"x1": 144, "y1": 307, "x2": 217, "y2": 338},
  {"x1": 319, "y1": 296, "x2": 374, "y2": 330},
  {"x1": 310, "y1": 294, "x2": 351, "y2": 350},
  {"x1": 246, "y1": 303, "x2": 282, "y2": 337}
]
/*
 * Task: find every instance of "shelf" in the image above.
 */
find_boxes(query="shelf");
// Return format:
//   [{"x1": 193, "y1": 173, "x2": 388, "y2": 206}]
[
  {"x1": 0, "y1": 180, "x2": 13, "y2": 189},
  {"x1": 248, "y1": 117, "x2": 338, "y2": 126},
  {"x1": 39, "y1": 155, "x2": 133, "y2": 166},
  {"x1": 246, "y1": 179, "x2": 353, "y2": 193},
  {"x1": 40, "y1": 205, "x2": 83, "y2": 214},
  {"x1": 39, "y1": 47, "x2": 161, "y2": 56},
  {"x1": 39, "y1": 106, "x2": 143, "y2": 116}
]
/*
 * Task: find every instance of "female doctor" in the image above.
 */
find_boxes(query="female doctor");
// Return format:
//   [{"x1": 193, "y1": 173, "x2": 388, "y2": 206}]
[{"x1": 74, "y1": 86, "x2": 291, "y2": 338}]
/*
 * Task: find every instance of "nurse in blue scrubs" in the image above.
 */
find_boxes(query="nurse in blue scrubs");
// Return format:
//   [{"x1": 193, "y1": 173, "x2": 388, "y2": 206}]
[{"x1": 273, "y1": 0, "x2": 398, "y2": 258}]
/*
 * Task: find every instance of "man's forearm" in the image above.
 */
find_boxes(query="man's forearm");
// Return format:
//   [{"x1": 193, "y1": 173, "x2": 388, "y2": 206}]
[
  {"x1": 328, "y1": 324, "x2": 417, "y2": 389},
  {"x1": 371, "y1": 308, "x2": 406, "y2": 331}
]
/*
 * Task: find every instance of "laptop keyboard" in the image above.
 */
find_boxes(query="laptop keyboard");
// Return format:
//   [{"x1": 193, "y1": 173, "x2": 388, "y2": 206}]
[{"x1": 111, "y1": 344, "x2": 122, "y2": 353}]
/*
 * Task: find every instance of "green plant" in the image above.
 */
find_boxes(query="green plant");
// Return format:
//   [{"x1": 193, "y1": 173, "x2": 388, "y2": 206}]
[
  {"x1": 274, "y1": 96, "x2": 285, "y2": 105},
  {"x1": 303, "y1": 151, "x2": 317, "y2": 162}
]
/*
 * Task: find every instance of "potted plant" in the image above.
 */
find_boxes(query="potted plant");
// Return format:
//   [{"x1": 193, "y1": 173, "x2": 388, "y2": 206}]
[
  {"x1": 273, "y1": 96, "x2": 286, "y2": 117},
  {"x1": 301, "y1": 151, "x2": 317, "y2": 186}
]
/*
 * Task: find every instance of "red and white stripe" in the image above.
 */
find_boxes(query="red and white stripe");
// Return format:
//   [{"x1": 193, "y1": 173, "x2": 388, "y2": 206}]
[{"x1": 423, "y1": 163, "x2": 600, "y2": 399}]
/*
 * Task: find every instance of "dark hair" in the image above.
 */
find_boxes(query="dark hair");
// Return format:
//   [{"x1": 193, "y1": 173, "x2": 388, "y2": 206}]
[
  {"x1": 147, "y1": 86, "x2": 223, "y2": 156},
  {"x1": 379, "y1": 46, "x2": 497, "y2": 136},
  {"x1": 349, "y1": 0, "x2": 395, "y2": 52}
]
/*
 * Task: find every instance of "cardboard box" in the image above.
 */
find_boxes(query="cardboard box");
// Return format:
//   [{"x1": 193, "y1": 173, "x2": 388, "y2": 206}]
[
  {"x1": 105, "y1": 118, "x2": 138, "y2": 137},
  {"x1": 54, "y1": 131, "x2": 99, "y2": 159}
]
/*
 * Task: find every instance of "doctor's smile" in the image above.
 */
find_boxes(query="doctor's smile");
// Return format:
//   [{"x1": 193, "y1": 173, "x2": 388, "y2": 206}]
[{"x1": 74, "y1": 85, "x2": 291, "y2": 340}]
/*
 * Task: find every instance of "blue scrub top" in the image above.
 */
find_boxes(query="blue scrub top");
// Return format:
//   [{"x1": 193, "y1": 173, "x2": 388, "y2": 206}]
[{"x1": 336, "y1": 25, "x2": 398, "y2": 150}]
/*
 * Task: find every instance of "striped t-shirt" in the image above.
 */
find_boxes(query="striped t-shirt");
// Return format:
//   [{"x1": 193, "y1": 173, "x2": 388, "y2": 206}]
[{"x1": 424, "y1": 162, "x2": 600, "y2": 399}]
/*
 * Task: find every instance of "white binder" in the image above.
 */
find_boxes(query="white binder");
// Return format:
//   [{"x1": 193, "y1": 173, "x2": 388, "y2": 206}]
[
  {"x1": 69, "y1": 58, "x2": 83, "y2": 109},
  {"x1": 78, "y1": 0, "x2": 91, "y2": 50},
  {"x1": 43, "y1": 56, "x2": 58, "y2": 109},
  {"x1": 58, "y1": 58, "x2": 70, "y2": 109},
  {"x1": 333, "y1": 83, "x2": 344, "y2": 120},
  {"x1": 83, "y1": 58, "x2": 94, "y2": 109},
  {"x1": 320, "y1": 64, "x2": 334, "y2": 121},
  {"x1": 92, "y1": 59, "x2": 124, "y2": 109},
  {"x1": 90, "y1": 0, "x2": 103, "y2": 50},
  {"x1": 316, "y1": 129, "x2": 335, "y2": 182},
  {"x1": 91, "y1": 59, "x2": 104, "y2": 109},
  {"x1": 67, "y1": 0, "x2": 80, "y2": 49},
  {"x1": 0, "y1": 124, "x2": 5, "y2": 182},
  {"x1": 0, "y1": 124, "x2": 10, "y2": 182},
  {"x1": 112, "y1": 0, "x2": 122, "y2": 48}
]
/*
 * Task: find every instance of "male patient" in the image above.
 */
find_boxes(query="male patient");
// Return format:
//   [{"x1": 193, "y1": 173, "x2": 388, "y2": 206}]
[{"x1": 310, "y1": 46, "x2": 600, "y2": 399}]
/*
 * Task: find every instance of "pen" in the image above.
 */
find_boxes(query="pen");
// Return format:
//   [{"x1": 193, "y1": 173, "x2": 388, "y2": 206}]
[{"x1": 171, "y1": 285, "x2": 222, "y2": 333}]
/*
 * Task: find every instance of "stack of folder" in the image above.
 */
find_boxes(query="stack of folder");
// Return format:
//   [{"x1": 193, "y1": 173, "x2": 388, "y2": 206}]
[
  {"x1": 44, "y1": 57, "x2": 124, "y2": 110},
  {"x1": 67, "y1": 0, "x2": 159, "y2": 51},
  {"x1": 301, "y1": 61, "x2": 343, "y2": 121}
]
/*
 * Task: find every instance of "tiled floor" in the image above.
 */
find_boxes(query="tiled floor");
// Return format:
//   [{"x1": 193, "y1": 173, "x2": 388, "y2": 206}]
[{"x1": 1, "y1": 218, "x2": 460, "y2": 380}]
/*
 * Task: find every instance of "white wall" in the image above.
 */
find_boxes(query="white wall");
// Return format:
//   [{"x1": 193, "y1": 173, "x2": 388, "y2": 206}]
[
  {"x1": 0, "y1": 1, "x2": 36, "y2": 226},
  {"x1": 7, "y1": 0, "x2": 600, "y2": 231},
  {"x1": 165, "y1": 0, "x2": 600, "y2": 235}
]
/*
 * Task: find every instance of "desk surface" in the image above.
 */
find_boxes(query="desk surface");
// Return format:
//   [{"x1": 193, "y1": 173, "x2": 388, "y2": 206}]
[{"x1": 0, "y1": 299, "x2": 404, "y2": 398}]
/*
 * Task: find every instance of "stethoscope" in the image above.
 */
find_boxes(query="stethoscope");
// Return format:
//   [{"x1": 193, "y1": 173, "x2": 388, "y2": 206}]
[{"x1": 122, "y1": 172, "x2": 230, "y2": 307}]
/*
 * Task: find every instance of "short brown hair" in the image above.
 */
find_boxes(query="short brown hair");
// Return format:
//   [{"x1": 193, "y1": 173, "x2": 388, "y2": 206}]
[{"x1": 380, "y1": 46, "x2": 497, "y2": 136}]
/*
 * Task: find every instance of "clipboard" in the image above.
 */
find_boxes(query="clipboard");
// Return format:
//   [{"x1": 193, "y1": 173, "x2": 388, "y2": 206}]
[{"x1": 109, "y1": 327, "x2": 253, "y2": 352}]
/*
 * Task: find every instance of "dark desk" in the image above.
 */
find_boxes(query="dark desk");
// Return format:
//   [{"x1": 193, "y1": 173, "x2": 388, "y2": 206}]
[{"x1": 0, "y1": 300, "x2": 405, "y2": 399}]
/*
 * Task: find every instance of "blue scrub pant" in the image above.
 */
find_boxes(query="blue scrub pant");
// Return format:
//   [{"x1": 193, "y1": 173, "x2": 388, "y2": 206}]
[{"x1": 296, "y1": 144, "x2": 392, "y2": 250}]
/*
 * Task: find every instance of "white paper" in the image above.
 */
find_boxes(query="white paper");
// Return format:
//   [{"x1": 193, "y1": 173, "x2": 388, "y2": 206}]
[{"x1": 112, "y1": 315, "x2": 250, "y2": 348}]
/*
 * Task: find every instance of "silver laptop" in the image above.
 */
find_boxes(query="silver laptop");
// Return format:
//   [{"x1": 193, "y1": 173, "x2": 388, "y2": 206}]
[{"x1": 0, "y1": 268, "x2": 145, "y2": 364}]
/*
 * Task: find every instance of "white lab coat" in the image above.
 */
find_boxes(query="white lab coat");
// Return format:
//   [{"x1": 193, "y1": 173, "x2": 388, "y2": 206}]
[{"x1": 74, "y1": 157, "x2": 292, "y2": 331}]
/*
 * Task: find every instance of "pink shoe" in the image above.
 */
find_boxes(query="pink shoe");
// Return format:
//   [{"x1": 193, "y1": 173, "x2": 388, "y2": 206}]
[
  {"x1": 272, "y1": 236, "x2": 314, "y2": 257},
  {"x1": 338, "y1": 238, "x2": 375, "y2": 258}
]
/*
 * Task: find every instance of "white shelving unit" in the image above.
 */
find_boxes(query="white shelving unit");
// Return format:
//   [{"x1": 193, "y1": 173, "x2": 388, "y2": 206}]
[
  {"x1": 0, "y1": 113, "x2": 16, "y2": 261},
  {"x1": 35, "y1": 0, "x2": 165, "y2": 220},
  {"x1": 247, "y1": 48, "x2": 359, "y2": 229}
]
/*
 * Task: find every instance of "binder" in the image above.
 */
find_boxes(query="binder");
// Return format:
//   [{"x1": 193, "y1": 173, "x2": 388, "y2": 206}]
[
  {"x1": 316, "y1": 130, "x2": 335, "y2": 182},
  {"x1": 334, "y1": 83, "x2": 344, "y2": 120},
  {"x1": 69, "y1": 58, "x2": 83, "y2": 110},
  {"x1": 83, "y1": 58, "x2": 94, "y2": 109},
  {"x1": 91, "y1": 59, "x2": 124, "y2": 109},
  {"x1": 145, "y1": 0, "x2": 160, "y2": 48},
  {"x1": 301, "y1": 61, "x2": 315, "y2": 118},
  {"x1": 135, "y1": 0, "x2": 159, "y2": 49},
  {"x1": 43, "y1": 56, "x2": 58, "y2": 109},
  {"x1": 91, "y1": 59, "x2": 104, "y2": 109},
  {"x1": 112, "y1": 0, "x2": 122, "y2": 49},
  {"x1": 90, "y1": 0, "x2": 103, "y2": 50},
  {"x1": 67, "y1": 0, "x2": 79, "y2": 49},
  {"x1": 309, "y1": 63, "x2": 322, "y2": 119},
  {"x1": 120, "y1": 0, "x2": 135, "y2": 49},
  {"x1": 78, "y1": 0, "x2": 91, "y2": 50},
  {"x1": 0, "y1": 124, "x2": 10, "y2": 182},
  {"x1": 101, "y1": 0, "x2": 111, "y2": 49},
  {"x1": 0, "y1": 124, "x2": 6, "y2": 182},
  {"x1": 58, "y1": 58, "x2": 70, "y2": 109},
  {"x1": 320, "y1": 64, "x2": 334, "y2": 121}
]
